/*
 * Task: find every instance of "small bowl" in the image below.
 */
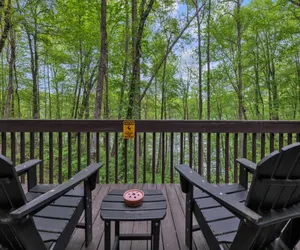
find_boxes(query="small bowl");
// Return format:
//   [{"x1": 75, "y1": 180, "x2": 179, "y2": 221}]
[{"x1": 123, "y1": 189, "x2": 144, "y2": 207}]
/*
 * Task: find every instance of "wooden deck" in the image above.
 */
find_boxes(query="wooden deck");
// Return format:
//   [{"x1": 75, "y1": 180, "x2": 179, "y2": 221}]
[{"x1": 64, "y1": 184, "x2": 209, "y2": 250}]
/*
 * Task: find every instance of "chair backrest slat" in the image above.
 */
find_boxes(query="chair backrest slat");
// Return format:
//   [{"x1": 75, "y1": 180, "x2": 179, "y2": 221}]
[{"x1": 0, "y1": 156, "x2": 27, "y2": 209}]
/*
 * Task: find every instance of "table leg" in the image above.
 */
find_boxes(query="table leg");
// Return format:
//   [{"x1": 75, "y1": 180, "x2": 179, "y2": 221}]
[
  {"x1": 105, "y1": 221, "x2": 111, "y2": 250},
  {"x1": 115, "y1": 221, "x2": 120, "y2": 250},
  {"x1": 151, "y1": 220, "x2": 160, "y2": 250}
]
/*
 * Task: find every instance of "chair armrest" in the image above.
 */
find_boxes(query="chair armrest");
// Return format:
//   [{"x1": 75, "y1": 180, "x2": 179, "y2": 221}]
[
  {"x1": 258, "y1": 204, "x2": 300, "y2": 227},
  {"x1": 10, "y1": 162, "x2": 103, "y2": 219},
  {"x1": 236, "y1": 158, "x2": 257, "y2": 174},
  {"x1": 15, "y1": 159, "x2": 42, "y2": 176},
  {"x1": 175, "y1": 164, "x2": 262, "y2": 224}
]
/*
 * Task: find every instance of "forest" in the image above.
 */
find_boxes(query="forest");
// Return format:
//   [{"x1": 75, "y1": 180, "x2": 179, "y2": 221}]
[
  {"x1": 0, "y1": 0, "x2": 300, "y2": 184},
  {"x1": 0, "y1": 0, "x2": 299, "y2": 121}
]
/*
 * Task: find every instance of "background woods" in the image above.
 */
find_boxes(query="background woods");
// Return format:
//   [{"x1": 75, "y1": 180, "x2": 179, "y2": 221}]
[
  {"x1": 0, "y1": 0, "x2": 299, "y2": 121},
  {"x1": 0, "y1": 0, "x2": 300, "y2": 184}
]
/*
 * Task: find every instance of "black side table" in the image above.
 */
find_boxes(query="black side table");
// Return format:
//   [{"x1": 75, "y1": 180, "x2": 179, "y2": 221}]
[{"x1": 100, "y1": 189, "x2": 167, "y2": 250}]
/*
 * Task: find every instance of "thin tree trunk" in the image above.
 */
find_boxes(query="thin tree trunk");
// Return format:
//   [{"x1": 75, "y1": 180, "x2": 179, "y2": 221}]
[
  {"x1": 78, "y1": 75, "x2": 89, "y2": 119},
  {"x1": 83, "y1": 64, "x2": 98, "y2": 119},
  {"x1": 94, "y1": 0, "x2": 107, "y2": 120},
  {"x1": 47, "y1": 64, "x2": 52, "y2": 119},
  {"x1": 111, "y1": 0, "x2": 129, "y2": 158},
  {"x1": 74, "y1": 59, "x2": 84, "y2": 119},
  {"x1": 295, "y1": 52, "x2": 300, "y2": 119},
  {"x1": 1, "y1": 52, "x2": 4, "y2": 116},
  {"x1": 0, "y1": 0, "x2": 11, "y2": 55},
  {"x1": 254, "y1": 31, "x2": 260, "y2": 118},
  {"x1": 92, "y1": 0, "x2": 107, "y2": 159},
  {"x1": 5, "y1": 24, "x2": 14, "y2": 118},
  {"x1": 127, "y1": 0, "x2": 155, "y2": 119},
  {"x1": 104, "y1": 60, "x2": 109, "y2": 119},
  {"x1": 271, "y1": 58, "x2": 279, "y2": 120},
  {"x1": 14, "y1": 52, "x2": 21, "y2": 118},
  {"x1": 194, "y1": 0, "x2": 203, "y2": 120},
  {"x1": 155, "y1": 77, "x2": 157, "y2": 119},
  {"x1": 118, "y1": 0, "x2": 129, "y2": 120},
  {"x1": 156, "y1": 40, "x2": 169, "y2": 173},
  {"x1": 207, "y1": 0, "x2": 211, "y2": 120},
  {"x1": 26, "y1": 25, "x2": 39, "y2": 119},
  {"x1": 237, "y1": 0, "x2": 243, "y2": 120},
  {"x1": 52, "y1": 68, "x2": 61, "y2": 119},
  {"x1": 127, "y1": 0, "x2": 137, "y2": 119},
  {"x1": 43, "y1": 57, "x2": 47, "y2": 118},
  {"x1": 265, "y1": 32, "x2": 274, "y2": 120},
  {"x1": 72, "y1": 49, "x2": 81, "y2": 118}
]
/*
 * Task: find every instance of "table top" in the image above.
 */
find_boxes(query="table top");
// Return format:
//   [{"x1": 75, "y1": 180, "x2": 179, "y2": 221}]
[{"x1": 100, "y1": 189, "x2": 167, "y2": 221}]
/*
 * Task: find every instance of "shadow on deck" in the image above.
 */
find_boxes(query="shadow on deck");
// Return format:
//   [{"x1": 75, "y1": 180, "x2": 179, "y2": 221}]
[{"x1": 64, "y1": 184, "x2": 209, "y2": 250}]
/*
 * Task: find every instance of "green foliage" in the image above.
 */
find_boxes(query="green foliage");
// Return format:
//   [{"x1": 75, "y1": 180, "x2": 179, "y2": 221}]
[{"x1": 0, "y1": 0, "x2": 300, "y2": 184}]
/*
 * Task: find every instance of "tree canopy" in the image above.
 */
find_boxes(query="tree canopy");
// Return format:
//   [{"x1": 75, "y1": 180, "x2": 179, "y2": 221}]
[{"x1": 0, "y1": 0, "x2": 299, "y2": 121}]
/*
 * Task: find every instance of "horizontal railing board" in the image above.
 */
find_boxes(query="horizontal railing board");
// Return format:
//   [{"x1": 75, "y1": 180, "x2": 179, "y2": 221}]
[{"x1": 0, "y1": 120, "x2": 300, "y2": 133}]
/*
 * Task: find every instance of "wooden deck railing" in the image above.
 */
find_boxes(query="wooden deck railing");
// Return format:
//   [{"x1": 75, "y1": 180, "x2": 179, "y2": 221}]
[{"x1": 0, "y1": 120, "x2": 300, "y2": 184}]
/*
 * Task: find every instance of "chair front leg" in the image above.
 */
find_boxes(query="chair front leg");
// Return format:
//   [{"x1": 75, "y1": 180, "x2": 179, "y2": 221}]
[
  {"x1": 185, "y1": 183, "x2": 194, "y2": 249},
  {"x1": 84, "y1": 179, "x2": 93, "y2": 247}
]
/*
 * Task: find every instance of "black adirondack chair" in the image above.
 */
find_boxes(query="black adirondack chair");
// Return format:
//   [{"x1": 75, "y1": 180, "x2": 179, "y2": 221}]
[
  {"x1": 176, "y1": 142, "x2": 300, "y2": 250},
  {"x1": 0, "y1": 154, "x2": 103, "y2": 250}
]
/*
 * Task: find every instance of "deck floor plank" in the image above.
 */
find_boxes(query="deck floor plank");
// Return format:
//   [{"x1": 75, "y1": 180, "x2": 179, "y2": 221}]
[
  {"x1": 158, "y1": 183, "x2": 181, "y2": 250},
  {"x1": 131, "y1": 184, "x2": 149, "y2": 250},
  {"x1": 145, "y1": 184, "x2": 163, "y2": 250},
  {"x1": 166, "y1": 184, "x2": 188, "y2": 249},
  {"x1": 120, "y1": 184, "x2": 135, "y2": 250}
]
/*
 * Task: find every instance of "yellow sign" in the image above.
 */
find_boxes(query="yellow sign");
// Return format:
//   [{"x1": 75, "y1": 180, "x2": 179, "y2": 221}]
[{"x1": 123, "y1": 120, "x2": 135, "y2": 139}]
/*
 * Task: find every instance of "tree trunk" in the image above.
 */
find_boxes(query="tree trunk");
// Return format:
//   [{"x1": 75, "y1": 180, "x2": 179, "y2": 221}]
[
  {"x1": 271, "y1": 59, "x2": 279, "y2": 120},
  {"x1": 94, "y1": 0, "x2": 107, "y2": 120},
  {"x1": 111, "y1": 0, "x2": 129, "y2": 158},
  {"x1": 26, "y1": 22, "x2": 39, "y2": 119},
  {"x1": 156, "y1": 40, "x2": 169, "y2": 173},
  {"x1": 78, "y1": 59, "x2": 99, "y2": 119},
  {"x1": 14, "y1": 50, "x2": 21, "y2": 118},
  {"x1": 237, "y1": 0, "x2": 243, "y2": 120},
  {"x1": 92, "y1": 0, "x2": 107, "y2": 159},
  {"x1": 74, "y1": 54, "x2": 85, "y2": 119},
  {"x1": 127, "y1": 0, "x2": 137, "y2": 119},
  {"x1": 52, "y1": 68, "x2": 61, "y2": 119},
  {"x1": 195, "y1": 0, "x2": 203, "y2": 120},
  {"x1": 295, "y1": 51, "x2": 300, "y2": 119},
  {"x1": 118, "y1": 0, "x2": 129, "y2": 120},
  {"x1": 1, "y1": 52, "x2": 4, "y2": 117},
  {"x1": 126, "y1": 0, "x2": 155, "y2": 119},
  {"x1": 254, "y1": 30, "x2": 260, "y2": 118},
  {"x1": 5, "y1": 23, "x2": 14, "y2": 119},
  {"x1": 0, "y1": 0, "x2": 11, "y2": 55},
  {"x1": 207, "y1": 0, "x2": 211, "y2": 120},
  {"x1": 47, "y1": 64, "x2": 52, "y2": 119},
  {"x1": 72, "y1": 47, "x2": 82, "y2": 118},
  {"x1": 104, "y1": 62, "x2": 109, "y2": 119}
]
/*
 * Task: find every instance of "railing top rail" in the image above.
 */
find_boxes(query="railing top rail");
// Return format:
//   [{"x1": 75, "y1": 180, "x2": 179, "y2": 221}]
[{"x1": 0, "y1": 120, "x2": 300, "y2": 133}]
